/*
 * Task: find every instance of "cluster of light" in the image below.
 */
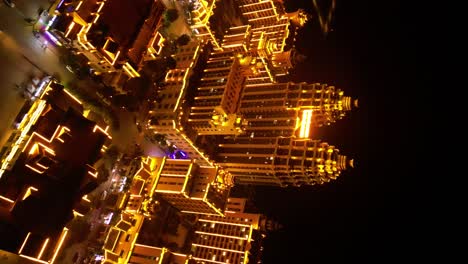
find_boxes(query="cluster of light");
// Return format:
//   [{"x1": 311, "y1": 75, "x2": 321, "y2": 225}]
[
  {"x1": 122, "y1": 62, "x2": 140, "y2": 78},
  {"x1": 0, "y1": 100, "x2": 47, "y2": 179},
  {"x1": 299, "y1": 110, "x2": 313, "y2": 138},
  {"x1": 93, "y1": 124, "x2": 112, "y2": 139}
]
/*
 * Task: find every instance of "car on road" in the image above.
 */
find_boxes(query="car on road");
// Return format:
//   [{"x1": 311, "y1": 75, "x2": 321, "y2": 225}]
[{"x1": 3, "y1": 0, "x2": 15, "y2": 8}]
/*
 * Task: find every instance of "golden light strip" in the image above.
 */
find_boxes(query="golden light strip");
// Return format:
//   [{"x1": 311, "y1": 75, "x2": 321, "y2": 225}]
[
  {"x1": 35, "y1": 162, "x2": 48, "y2": 170},
  {"x1": 118, "y1": 193, "x2": 127, "y2": 209},
  {"x1": 0, "y1": 100, "x2": 46, "y2": 179},
  {"x1": 50, "y1": 228, "x2": 68, "y2": 264},
  {"x1": 122, "y1": 64, "x2": 136, "y2": 78},
  {"x1": 93, "y1": 14, "x2": 100, "y2": 24},
  {"x1": 198, "y1": 218, "x2": 251, "y2": 227},
  {"x1": 299, "y1": 110, "x2": 312, "y2": 138},
  {"x1": 19, "y1": 255, "x2": 48, "y2": 264},
  {"x1": 82, "y1": 195, "x2": 91, "y2": 202},
  {"x1": 97, "y1": 1, "x2": 105, "y2": 13},
  {"x1": 195, "y1": 231, "x2": 248, "y2": 240},
  {"x1": 63, "y1": 89, "x2": 82, "y2": 104},
  {"x1": 75, "y1": 1, "x2": 83, "y2": 11},
  {"x1": 0, "y1": 195, "x2": 14, "y2": 203},
  {"x1": 172, "y1": 121, "x2": 213, "y2": 166},
  {"x1": 124, "y1": 62, "x2": 140, "y2": 77},
  {"x1": 181, "y1": 163, "x2": 193, "y2": 194},
  {"x1": 93, "y1": 124, "x2": 112, "y2": 139},
  {"x1": 149, "y1": 157, "x2": 165, "y2": 197},
  {"x1": 25, "y1": 164, "x2": 44, "y2": 174},
  {"x1": 64, "y1": 22, "x2": 75, "y2": 38},
  {"x1": 88, "y1": 170, "x2": 98, "y2": 178},
  {"x1": 36, "y1": 238, "x2": 49, "y2": 259},
  {"x1": 191, "y1": 256, "x2": 232, "y2": 264},
  {"x1": 18, "y1": 232, "x2": 31, "y2": 254},
  {"x1": 22, "y1": 186, "x2": 38, "y2": 201},
  {"x1": 134, "y1": 243, "x2": 162, "y2": 250},
  {"x1": 191, "y1": 243, "x2": 245, "y2": 254},
  {"x1": 249, "y1": 14, "x2": 277, "y2": 22},
  {"x1": 73, "y1": 210, "x2": 84, "y2": 217},
  {"x1": 123, "y1": 231, "x2": 141, "y2": 264}
]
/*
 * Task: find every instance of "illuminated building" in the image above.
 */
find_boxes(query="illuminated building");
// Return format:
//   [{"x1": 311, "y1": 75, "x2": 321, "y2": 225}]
[
  {"x1": 152, "y1": 158, "x2": 231, "y2": 216},
  {"x1": 127, "y1": 156, "x2": 232, "y2": 217},
  {"x1": 52, "y1": 0, "x2": 166, "y2": 77},
  {"x1": 187, "y1": 50, "x2": 251, "y2": 136},
  {"x1": 0, "y1": 82, "x2": 112, "y2": 263},
  {"x1": 102, "y1": 212, "x2": 145, "y2": 264},
  {"x1": 147, "y1": 41, "x2": 217, "y2": 167},
  {"x1": 238, "y1": 82, "x2": 357, "y2": 130},
  {"x1": 237, "y1": 0, "x2": 285, "y2": 27},
  {"x1": 144, "y1": 0, "x2": 355, "y2": 187},
  {"x1": 216, "y1": 138, "x2": 352, "y2": 187},
  {"x1": 212, "y1": 82, "x2": 355, "y2": 187},
  {"x1": 190, "y1": 0, "x2": 221, "y2": 50},
  {"x1": 101, "y1": 155, "x2": 232, "y2": 263},
  {"x1": 128, "y1": 244, "x2": 195, "y2": 264},
  {"x1": 190, "y1": 197, "x2": 277, "y2": 264}
]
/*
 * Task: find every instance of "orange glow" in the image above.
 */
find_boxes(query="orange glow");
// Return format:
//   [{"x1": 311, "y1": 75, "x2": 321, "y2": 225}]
[
  {"x1": 123, "y1": 62, "x2": 140, "y2": 78},
  {"x1": 50, "y1": 228, "x2": 68, "y2": 264},
  {"x1": 75, "y1": 1, "x2": 83, "y2": 11},
  {"x1": 299, "y1": 110, "x2": 313, "y2": 138},
  {"x1": 0, "y1": 195, "x2": 14, "y2": 203},
  {"x1": 22, "y1": 186, "x2": 38, "y2": 201},
  {"x1": 19, "y1": 255, "x2": 48, "y2": 264},
  {"x1": 82, "y1": 195, "x2": 91, "y2": 202},
  {"x1": 93, "y1": 124, "x2": 112, "y2": 139},
  {"x1": 191, "y1": 243, "x2": 245, "y2": 254},
  {"x1": 198, "y1": 218, "x2": 251, "y2": 227},
  {"x1": 73, "y1": 210, "x2": 84, "y2": 217},
  {"x1": 18, "y1": 232, "x2": 31, "y2": 254},
  {"x1": 63, "y1": 89, "x2": 82, "y2": 104},
  {"x1": 88, "y1": 170, "x2": 98, "y2": 178},
  {"x1": 25, "y1": 164, "x2": 45, "y2": 174},
  {"x1": 195, "y1": 230, "x2": 248, "y2": 240},
  {"x1": 118, "y1": 193, "x2": 127, "y2": 209},
  {"x1": 37, "y1": 238, "x2": 49, "y2": 259},
  {"x1": 65, "y1": 22, "x2": 75, "y2": 38}
]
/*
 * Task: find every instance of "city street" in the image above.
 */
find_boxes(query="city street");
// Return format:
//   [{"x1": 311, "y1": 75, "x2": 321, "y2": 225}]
[
  {"x1": 0, "y1": 0, "x2": 75, "y2": 147},
  {"x1": 0, "y1": 1, "x2": 167, "y2": 156}
]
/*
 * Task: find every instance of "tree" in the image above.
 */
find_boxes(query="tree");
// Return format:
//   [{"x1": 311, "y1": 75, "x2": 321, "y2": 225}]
[
  {"x1": 104, "y1": 145, "x2": 120, "y2": 164},
  {"x1": 176, "y1": 34, "x2": 191, "y2": 46},
  {"x1": 124, "y1": 76, "x2": 152, "y2": 101},
  {"x1": 165, "y1": 9, "x2": 179, "y2": 23},
  {"x1": 141, "y1": 57, "x2": 176, "y2": 84},
  {"x1": 153, "y1": 133, "x2": 167, "y2": 146},
  {"x1": 67, "y1": 218, "x2": 91, "y2": 244},
  {"x1": 112, "y1": 94, "x2": 139, "y2": 112}
]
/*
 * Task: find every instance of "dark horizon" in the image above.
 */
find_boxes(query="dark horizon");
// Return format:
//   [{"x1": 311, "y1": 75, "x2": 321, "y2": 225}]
[{"x1": 252, "y1": 0, "x2": 420, "y2": 263}]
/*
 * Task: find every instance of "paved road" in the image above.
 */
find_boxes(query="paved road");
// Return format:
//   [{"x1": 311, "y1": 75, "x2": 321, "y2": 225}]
[
  {"x1": 0, "y1": 1, "x2": 166, "y2": 156},
  {"x1": 0, "y1": 0, "x2": 75, "y2": 147}
]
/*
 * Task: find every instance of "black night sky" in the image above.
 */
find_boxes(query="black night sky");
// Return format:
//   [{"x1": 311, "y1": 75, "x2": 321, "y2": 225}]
[{"x1": 252, "y1": 1, "x2": 424, "y2": 263}]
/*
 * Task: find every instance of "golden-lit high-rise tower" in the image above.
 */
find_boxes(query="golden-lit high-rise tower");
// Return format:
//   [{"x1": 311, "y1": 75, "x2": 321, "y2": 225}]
[
  {"x1": 144, "y1": 0, "x2": 356, "y2": 187},
  {"x1": 213, "y1": 82, "x2": 356, "y2": 187},
  {"x1": 190, "y1": 197, "x2": 277, "y2": 264},
  {"x1": 186, "y1": 50, "x2": 250, "y2": 136},
  {"x1": 152, "y1": 157, "x2": 232, "y2": 216},
  {"x1": 216, "y1": 137, "x2": 352, "y2": 187},
  {"x1": 239, "y1": 82, "x2": 357, "y2": 131}
]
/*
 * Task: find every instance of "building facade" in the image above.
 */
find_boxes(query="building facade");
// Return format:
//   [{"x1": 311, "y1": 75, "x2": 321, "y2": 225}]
[{"x1": 0, "y1": 82, "x2": 112, "y2": 263}]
